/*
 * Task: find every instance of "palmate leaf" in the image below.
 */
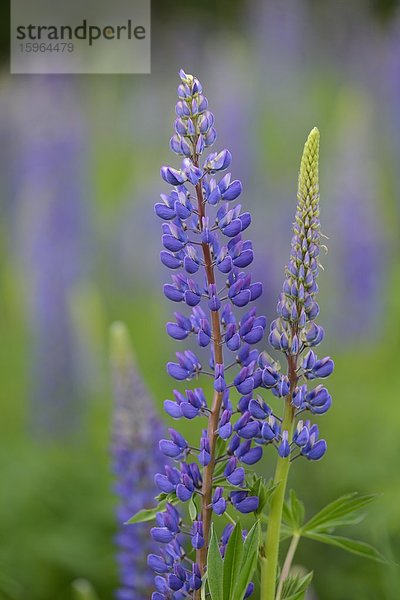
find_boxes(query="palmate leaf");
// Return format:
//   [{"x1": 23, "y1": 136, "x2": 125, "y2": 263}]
[
  {"x1": 302, "y1": 493, "x2": 377, "y2": 533},
  {"x1": 281, "y1": 571, "x2": 313, "y2": 600},
  {"x1": 206, "y1": 521, "x2": 260, "y2": 600},
  {"x1": 283, "y1": 490, "x2": 305, "y2": 531},
  {"x1": 279, "y1": 492, "x2": 385, "y2": 569},
  {"x1": 286, "y1": 493, "x2": 384, "y2": 563},
  {"x1": 232, "y1": 521, "x2": 260, "y2": 600},
  {"x1": 302, "y1": 532, "x2": 386, "y2": 563},
  {"x1": 280, "y1": 523, "x2": 294, "y2": 541}
]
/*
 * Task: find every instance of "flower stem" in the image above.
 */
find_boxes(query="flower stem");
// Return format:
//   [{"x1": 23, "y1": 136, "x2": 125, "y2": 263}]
[
  {"x1": 193, "y1": 169, "x2": 224, "y2": 597},
  {"x1": 275, "y1": 533, "x2": 300, "y2": 600},
  {"x1": 260, "y1": 355, "x2": 298, "y2": 600},
  {"x1": 260, "y1": 404, "x2": 294, "y2": 600}
]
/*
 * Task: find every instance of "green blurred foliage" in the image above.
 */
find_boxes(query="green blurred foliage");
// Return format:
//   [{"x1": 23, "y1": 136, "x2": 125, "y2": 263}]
[{"x1": 1, "y1": 1, "x2": 400, "y2": 599}]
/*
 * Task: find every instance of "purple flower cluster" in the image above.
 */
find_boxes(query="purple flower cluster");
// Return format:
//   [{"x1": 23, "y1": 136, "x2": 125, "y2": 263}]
[
  {"x1": 111, "y1": 322, "x2": 166, "y2": 600},
  {"x1": 152, "y1": 69, "x2": 270, "y2": 598},
  {"x1": 150, "y1": 72, "x2": 332, "y2": 599}
]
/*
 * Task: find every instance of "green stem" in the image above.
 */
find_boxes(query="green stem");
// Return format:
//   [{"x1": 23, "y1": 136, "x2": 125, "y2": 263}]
[
  {"x1": 276, "y1": 533, "x2": 301, "y2": 600},
  {"x1": 223, "y1": 510, "x2": 237, "y2": 526},
  {"x1": 260, "y1": 398, "x2": 295, "y2": 600}
]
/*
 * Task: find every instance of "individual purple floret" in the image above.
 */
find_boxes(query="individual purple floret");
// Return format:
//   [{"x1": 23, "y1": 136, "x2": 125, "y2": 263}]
[
  {"x1": 110, "y1": 322, "x2": 166, "y2": 600},
  {"x1": 152, "y1": 69, "x2": 267, "y2": 598}
]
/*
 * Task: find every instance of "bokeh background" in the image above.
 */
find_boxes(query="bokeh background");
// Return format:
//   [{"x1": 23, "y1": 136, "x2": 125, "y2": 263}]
[{"x1": 0, "y1": 0, "x2": 400, "y2": 598}]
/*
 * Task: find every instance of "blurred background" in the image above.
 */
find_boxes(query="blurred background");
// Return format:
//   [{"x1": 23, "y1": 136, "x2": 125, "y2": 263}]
[{"x1": 0, "y1": 0, "x2": 399, "y2": 598}]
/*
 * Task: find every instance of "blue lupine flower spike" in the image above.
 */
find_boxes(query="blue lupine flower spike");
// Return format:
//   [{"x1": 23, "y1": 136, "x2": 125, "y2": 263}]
[{"x1": 153, "y1": 70, "x2": 266, "y2": 598}]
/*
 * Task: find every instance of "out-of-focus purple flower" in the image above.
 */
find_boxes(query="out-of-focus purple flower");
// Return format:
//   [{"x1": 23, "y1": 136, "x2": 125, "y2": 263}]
[
  {"x1": 110, "y1": 321, "x2": 165, "y2": 600},
  {"x1": 325, "y1": 100, "x2": 387, "y2": 342},
  {"x1": 6, "y1": 76, "x2": 91, "y2": 436}
]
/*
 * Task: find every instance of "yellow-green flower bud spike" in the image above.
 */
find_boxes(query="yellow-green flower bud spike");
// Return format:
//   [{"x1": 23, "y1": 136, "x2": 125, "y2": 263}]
[
  {"x1": 272, "y1": 127, "x2": 324, "y2": 356},
  {"x1": 297, "y1": 126, "x2": 320, "y2": 217}
]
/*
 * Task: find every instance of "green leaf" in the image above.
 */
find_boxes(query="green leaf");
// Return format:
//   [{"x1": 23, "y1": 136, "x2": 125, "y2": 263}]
[
  {"x1": 201, "y1": 574, "x2": 208, "y2": 600},
  {"x1": 232, "y1": 521, "x2": 260, "y2": 600},
  {"x1": 302, "y1": 493, "x2": 377, "y2": 533},
  {"x1": 155, "y1": 492, "x2": 168, "y2": 502},
  {"x1": 189, "y1": 497, "x2": 198, "y2": 522},
  {"x1": 248, "y1": 476, "x2": 279, "y2": 516},
  {"x1": 126, "y1": 503, "x2": 165, "y2": 524},
  {"x1": 207, "y1": 525, "x2": 223, "y2": 600},
  {"x1": 258, "y1": 351, "x2": 281, "y2": 372},
  {"x1": 126, "y1": 493, "x2": 181, "y2": 524},
  {"x1": 264, "y1": 481, "x2": 280, "y2": 503},
  {"x1": 281, "y1": 571, "x2": 313, "y2": 600},
  {"x1": 280, "y1": 523, "x2": 294, "y2": 541},
  {"x1": 72, "y1": 579, "x2": 99, "y2": 600},
  {"x1": 215, "y1": 436, "x2": 228, "y2": 459},
  {"x1": 213, "y1": 437, "x2": 228, "y2": 478},
  {"x1": 303, "y1": 531, "x2": 386, "y2": 563},
  {"x1": 283, "y1": 490, "x2": 305, "y2": 531},
  {"x1": 223, "y1": 522, "x2": 243, "y2": 600}
]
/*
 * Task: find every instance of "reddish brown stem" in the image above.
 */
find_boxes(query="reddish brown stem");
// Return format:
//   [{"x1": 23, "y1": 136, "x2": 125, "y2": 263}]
[{"x1": 193, "y1": 175, "x2": 224, "y2": 596}]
